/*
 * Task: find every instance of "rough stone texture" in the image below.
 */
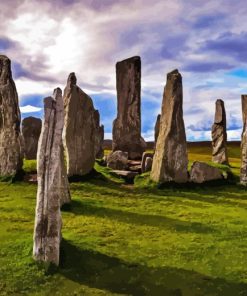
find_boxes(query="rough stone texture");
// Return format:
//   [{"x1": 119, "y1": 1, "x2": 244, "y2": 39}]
[
  {"x1": 63, "y1": 73, "x2": 96, "y2": 176},
  {"x1": 0, "y1": 55, "x2": 22, "y2": 176},
  {"x1": 154, "y1": 114, "x2": 161, "y2": 149},
  {"x1": 144, "y1": 157, "x2": 153, "y2": 173},
  {"x1": 94, "y1": 110, "x2": 104, "y2": 159},
  {"x1": 112, "y1": 56, "x2": 146, "y2": 159},
  {"x1": 110, "y1": 170, "x2": 138, "y2": 181},
  {"x1": 190, "y1": 161, "x2": 223, "y2": 183},
  {"x1": 22, "y1": 116, "x2": 42, "y2": 160},
  {"x1": 107, "y1": 150, "x2": 128, "y2": 170},
  {"x1": 33, "y1": 88, "x2": 70, "y2": 266},
  {"x1": 141, "y1": 152, "x2": 153, "y2": 173},
  {"x1": 151, "y1": 69, "x2": 188, "y2": 183},
  {"x1": 240, "y1": 95, "x2": 247, "y2": 185},
  {"x1": 211, "y1": 99, "x2": 228, "y2": 165}
]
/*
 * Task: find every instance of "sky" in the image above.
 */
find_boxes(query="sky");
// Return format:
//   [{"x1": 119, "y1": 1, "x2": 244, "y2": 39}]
[{"x1": 0, "y1": 0, "x2": 247, "y2": 141}]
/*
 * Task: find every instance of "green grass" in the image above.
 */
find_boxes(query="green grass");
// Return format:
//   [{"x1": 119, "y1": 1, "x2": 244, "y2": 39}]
[{"x1": 0, "y1": 144, "x2": 247, "y2": 295}]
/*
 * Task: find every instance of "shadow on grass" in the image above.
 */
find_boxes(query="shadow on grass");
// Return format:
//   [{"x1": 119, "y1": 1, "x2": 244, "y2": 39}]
[
  {"x1": 65, "y1": 200, "x2": 216, "y2": 234},
  {"x1": 59, "y1": 239, "x2": 247, "y2": 296}
]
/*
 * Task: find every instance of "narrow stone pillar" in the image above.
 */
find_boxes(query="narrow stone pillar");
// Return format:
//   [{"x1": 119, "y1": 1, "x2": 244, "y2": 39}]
[
  {"x1": 151, "y1": 69, "x2": 188, "y2": 183},
  {"x1": 211, "y1": 99, "x2": 228, "y2": 165},
  {"x1": 33, "y1": 88, "x2": 69, "y2": 265}
]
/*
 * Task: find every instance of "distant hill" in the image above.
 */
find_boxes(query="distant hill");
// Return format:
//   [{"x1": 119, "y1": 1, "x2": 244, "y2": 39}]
[{"x1": 103, "y1": 140, "x2": 240, "y2": 151}]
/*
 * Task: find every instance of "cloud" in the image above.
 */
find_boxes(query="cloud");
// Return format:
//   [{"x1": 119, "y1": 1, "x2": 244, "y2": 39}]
[
  {"x1": 202, "y1": 32, "x2": 247, "y2": 62},
  {"x1": 183, "y1": 61, "x2": 234, "y2": 73},
  {"x1": 0, "y1": 0, "x2": 246, "y2": 141},
  {"x1": 20, "y1": 105, "x2": 42, "y2": 113}
]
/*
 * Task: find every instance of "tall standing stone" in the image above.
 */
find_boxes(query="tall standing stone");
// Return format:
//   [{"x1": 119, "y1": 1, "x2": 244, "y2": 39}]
[
  {"x1": 151, "y1": 69, "x2": 188, "y2": 183},
  {"x1": 240, "y1": 95, "x2": 247, "y2": 185},
  {"x1": 63, "y1": 73, "x2": 96, "y2": 176},
  {"x1": 22, "y1": 117, "x2": 42, "y2": 160},
  {"x1": 112, "y1": 56, "x2": 146, "y2": 159},
  {"x1": 154, "y1": 114, "x2": 161, "y2": 149},
  {"x1": 33, "y1": 88, "x2": 70, "y2": 266},
  {"x1": 211, "y1": 99, "x2": 228, "y2": 165},
  {"x1": 93, "y1": 110, "x2": 104, "y2": 159},
  {"x1": 0, "y1": 55, "x2": 22, "y2": 176}
]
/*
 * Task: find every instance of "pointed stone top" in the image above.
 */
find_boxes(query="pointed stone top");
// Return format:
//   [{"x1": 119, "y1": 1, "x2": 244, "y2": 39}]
[
  {"x1": 53, "y1": 87, "x2": 62, "y2": 98},
  {"x1": 67, "y1": 72, "x2": 77, "y2": 87},
  {"x1": 216, "y1": 99, "x2": 224, "y2": 105},
  {"x1": 214, "y1": 99, "x2": 225, "y2": 124},
  {"x1": 167, "y1": 69, "x2": 181, "y2": 78},
  {"x1": 0, "y1": 55, "x2": 12, "y2": 85}
]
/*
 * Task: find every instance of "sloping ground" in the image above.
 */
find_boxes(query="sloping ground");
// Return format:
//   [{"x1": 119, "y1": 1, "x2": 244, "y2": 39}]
[{"x1": 0, "y1": 145, "x2": 247, "y2": 295}]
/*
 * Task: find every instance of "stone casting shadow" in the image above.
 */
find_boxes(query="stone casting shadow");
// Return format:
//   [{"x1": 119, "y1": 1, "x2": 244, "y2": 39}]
[
  {"x1": 67, "y1": 200, "x2": 215, "y2": 234},
  {"x1": 59, "y1": 239, "x2": 247, "y2": 296}
]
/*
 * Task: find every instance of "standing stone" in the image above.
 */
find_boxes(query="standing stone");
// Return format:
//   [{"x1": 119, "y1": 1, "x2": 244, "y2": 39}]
[
  {"x1": 63, "y1": 73, "x2": 96, "y2": 176},
  {"x1": 22, "y1": 117, "x2": 42, "y2": 160},
  {"x1": 94, "y1": 110, "x2": 104, "y2": 159},
  {"x1": 240, "y1": 95, "x2": 247, "y2": 185},
  {"x1": 211, "y1": 99, "x2": 228, "y2": 165},
  {"x1": 154, "y1": 114, "x2": 161, "y2": 149},
  {"x1": 151, "y1": 69, "x2": 188, "y2": 183},
  {"x1": 242, "y1": 95, "x2": 247, "y2": 131},
  {"x1": 112, "y1": 56, "x2": 146, "y2": 159},
  {"x1": 190, "y1": 161, "x2": 223, "y2": 183},
  {"x1": 33, "y1": 88, "x2": 70, "y2": 266},
  {"x1": 0, "y1": 55, "x2": 22, "y2": 176},
  {"x1": 141, "y1": 152, "x2": 153, "y2": 173}
]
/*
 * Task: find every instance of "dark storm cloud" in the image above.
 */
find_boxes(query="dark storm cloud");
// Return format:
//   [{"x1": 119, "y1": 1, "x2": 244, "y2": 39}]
[
  {"x1": 183, "y1": 61, "x2": 234, "y2": 73},
  {"x1": 202, "y1": 32, "x2": 247, "y2": 62},
  {"x1": 193, "y1": 13, "x2": 227, "y2": 29},
  {"x1": 12, "y1": 62, "x2": 58, "y2": 84}
]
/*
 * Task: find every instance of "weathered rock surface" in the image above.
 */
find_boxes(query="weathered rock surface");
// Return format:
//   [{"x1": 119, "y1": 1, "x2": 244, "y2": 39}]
[
  {"x1": 141, "y1": 152, "x2": 153, "y2": 173},
  {"x1": 107, "y1": 150, "x2": 128, "y2": 170},
  {"x1": 190, "y1": 161, "x2": 223, "y2": 183},
  {"x1": 144, "y1": 157, "x2": 153, "y2": 173},
  {"x1": 110, "y1": 170, "x2": 138, "y2": 182},
  {"x1": 0, "y1": 55, "x2": 22, "y2": 176},
  {"x1": 151, "y1": 69, "x2": 188, "y2": 183},
  {"x1": 63, "y1": 73, "x2": 96, "y2": 176},
  {"x1": 240, "y1": 95, "x2": 247, "y2": 185},
  {"x1": 211, "y1": 99, "x2": 228, "y2": 165},
  {"x1": 33, "y1": 88, "x2": 70, "y2": 266},
  {"x1": 94, "y1": 110, "x2": 104, "y2": 159},
  {"x1": 112, "y1": 56, "x2": 146, "y2": 159},
  {"x1": 22, "y1": 116, "x2": 42, "y2": 160},
  {"x1": 154, "y1": 114, "x2": 161, "y2": 149}
]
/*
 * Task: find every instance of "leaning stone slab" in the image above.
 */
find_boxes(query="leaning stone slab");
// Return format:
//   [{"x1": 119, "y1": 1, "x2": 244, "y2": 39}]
[
  {"x1": 22, "y1": 116, "x2": 42, "y2": 160},
  {"x1": 0, "y1": 55, "x2": 23, "y2": 177},
  {"x1": 112, "y1": 56, "x2": 146, "y2": 159},
  {"x1": 151, "y1": 69, "x2": 188, "y2": 183},
  {"x1": 190, "y1": 161, "x2": 223, "y2": 183},
  {"x1": 33, "y1": 88, "x2": 70, "y2": 266},
  {"x1": 211, "y1": 99, "x2": 228, "y2": 165}
]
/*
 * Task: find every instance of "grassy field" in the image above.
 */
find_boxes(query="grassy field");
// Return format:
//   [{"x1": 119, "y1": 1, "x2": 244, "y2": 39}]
[{"x1": 1, "y1": 143, "x2": 247, "y2": 295}]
